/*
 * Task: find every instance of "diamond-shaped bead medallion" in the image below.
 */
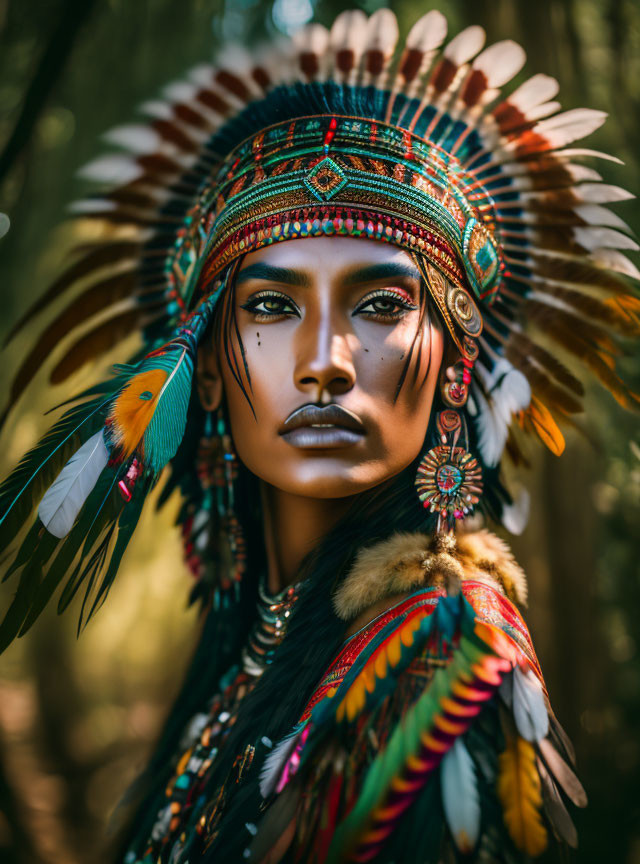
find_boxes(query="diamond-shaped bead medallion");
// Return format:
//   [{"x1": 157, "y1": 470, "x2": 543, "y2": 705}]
[{"x1": 304, "y1": 157, "x2": 348, "y2": 201}]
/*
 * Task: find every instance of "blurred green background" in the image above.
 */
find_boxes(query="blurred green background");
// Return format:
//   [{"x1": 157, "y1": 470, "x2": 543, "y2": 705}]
[{"x1": 0, "y1": 0, "x2": 638, "y2": 861}]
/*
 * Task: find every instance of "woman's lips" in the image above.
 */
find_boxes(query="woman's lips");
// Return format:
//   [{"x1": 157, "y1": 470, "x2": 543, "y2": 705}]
[
  {"x1": 280, "y1": 404, "x2": 366, "y2": 449},
  {"x1": 281, "y1": 426, "x2": 364, "y2": 449}
]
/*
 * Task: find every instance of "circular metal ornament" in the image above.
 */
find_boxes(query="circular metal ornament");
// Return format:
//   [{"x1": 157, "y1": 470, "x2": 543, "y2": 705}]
[
  {"x1": 445, "y1": 283, "x2": 483, "y2": 338},
  {"x1": 415, "y1": 445, "x2": 483, "y2": 521}
]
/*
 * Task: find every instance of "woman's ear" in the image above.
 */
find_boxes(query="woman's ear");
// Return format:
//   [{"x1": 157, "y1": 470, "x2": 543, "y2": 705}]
[{"x1": 196, "y1": 338, "x2": 223, "y2": 412}]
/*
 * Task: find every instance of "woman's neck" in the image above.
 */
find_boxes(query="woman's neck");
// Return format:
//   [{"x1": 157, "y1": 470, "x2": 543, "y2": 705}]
[{"x1": 260, "y1": 483, "x2": 354, "y2": 593}]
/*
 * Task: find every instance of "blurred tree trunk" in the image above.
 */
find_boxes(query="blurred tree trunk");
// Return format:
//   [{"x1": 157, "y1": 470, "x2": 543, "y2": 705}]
[
  {"x1": 0, "y1": 730, "x2": 39, "y2": 864},
  {"x1": 30, "y1": 619, "x2": 98, "y2": 862}
]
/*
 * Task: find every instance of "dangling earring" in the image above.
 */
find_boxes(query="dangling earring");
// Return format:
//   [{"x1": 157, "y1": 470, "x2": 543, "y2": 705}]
[
  {"x1": 214, "y1": 407, "x2": 247, "y2": 597},
  {"x1": 189, "y1": 410, "x2": 247, "y2": 607},
  {"x1": 415, "y1": 406, "x2": 483, "y2": 535},
  {"x1": 441, "y1": 356, "x2": 474, "y2": 408}
]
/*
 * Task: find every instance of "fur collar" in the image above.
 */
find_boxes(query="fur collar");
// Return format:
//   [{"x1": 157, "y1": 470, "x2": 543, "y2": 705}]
[{"x1": 333, "y1": 529, "x2": 527, "y2": 622}]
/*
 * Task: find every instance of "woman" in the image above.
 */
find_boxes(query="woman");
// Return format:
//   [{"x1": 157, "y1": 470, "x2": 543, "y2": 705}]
[{"x1": 0, "y1": 7, "x2": 636, "y2": 862}]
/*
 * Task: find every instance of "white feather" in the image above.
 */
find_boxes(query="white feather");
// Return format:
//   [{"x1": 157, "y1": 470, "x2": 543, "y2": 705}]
[
  {"x1": 259, "y1": 730, "x2": 303, "y2": 798},
  {"x1": 399, "y1": 10, "x2": 448, "y2": 96},
  {"x1": 590, "y1": 248, "x2": 640, "y2": 280},
  {"x1": 78, "y1": 155, "x2": 143, "y2": 184},
  {"x1": 472, "y1": 40, "x2": 526, "y2": 89},
  {"x1": 68, "y1": 199, "x2": 117, "y2": 215},
  {"x1": 474, "y1": 359, "x2": 531, "y2": 467},
  {"x1": 555, "y1": 147, "x2": 624, "y2": 164},
  {"x1": 444, "y1": 26, "x2": 486, "y2": 65},
  {"x1": 513, "y1": 665, "x2": 549, "y2": 742},
  {"x1": 103, "y1": 124, "x2": 162, "y2": 155},
  {"x1": 188, "y1": 64, "x2": 216, "y2": 88},
  {"x1": 506, "y1": 73, "x2": 559, "y2": 113},
  {"x1": 530, "y1": 108, "x2": 608, "y2": 148},
  {"x1": 573, "y1": 183, "x2": 634, "y2": 204},
  {"x1": 574, "y1": 204, "x2": 632, "y2": 232},
  {"x1": 138, "y1": 99, "x2": 174, "y2": 121},
  {"x1": 330, "y1": 9, "x2": 368, "y2": 85},
  {"x1": 293, "y1": 23, "x2": 330, "y2": 83},
  {"x1": 573, "y1": 225, "x2": 639, "y2": 251},
  {"x1": 441, "y1": 737, "x2": 481, "y2": 853},
  {"x1": 38, "y1": 431, "x2": 110, "y2": 538},
  {"x1": 406, "y1": 9, "x2": 448, "y2": 53},
  {"x1": 521, "y1": 100, "x2": 561, "y2": 123},
  {"x1": 502, "y1": 487, "x2": 531, "y2": 536},
  {"x1": 359, "y1": 8, "x2": 399, "y2": 88}
]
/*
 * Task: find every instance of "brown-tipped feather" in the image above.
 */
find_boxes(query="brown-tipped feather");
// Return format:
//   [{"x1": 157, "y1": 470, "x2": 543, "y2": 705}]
[
  {"x1": 524, "y1": 301, "x2": 639, "y2": 409},
  {"x1": 215, "y1": 69, "x2": 252, "y2": 101},
  {"x1": 537, "y1": 757, "x2": 578, "y2": 848},
  {"x1": 3, "y1": 242, "x2": 141, "y2": 347},
  {"x1": 524, "y1": 299, "x2": 620, "y2": 355},
  {"x1": 537, "y1": 737, "x2": 587, "y2": 808},
  {"x1": 150, "y1": 119, "x2": 200, "y2": 152},
  {"x1": 49, "y1": 309, "x2": 164, "y2": 384},
  {"x1": 5, "y1": 273, "x2": 145, "y2": 413},
  {"x1": 195, "y1": 88, "x2": 232, "y2": 116},
  {"x1": 503, "y1": 341, "x2": 584, "y2": 415},
  {"x1": 503, "y1": 329, "x2": 585, "y2": 396},
  {"x1": 526, "y1": 252, "x2": 636, "y2": 293}
]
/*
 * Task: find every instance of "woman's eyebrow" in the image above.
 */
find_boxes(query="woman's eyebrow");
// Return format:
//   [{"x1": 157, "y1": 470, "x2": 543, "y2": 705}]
[
  {"x1": 342, "y1": 262, "x2": 421, "y2": 286},
  {"x1": 235, "y1": 263, "x2": 312, "y2": 286}
]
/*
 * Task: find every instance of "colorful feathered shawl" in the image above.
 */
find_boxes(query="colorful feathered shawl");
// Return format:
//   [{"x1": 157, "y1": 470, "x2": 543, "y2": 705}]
[{"x1": 250, "y1": 529, "x2": 584, "y2": 863}]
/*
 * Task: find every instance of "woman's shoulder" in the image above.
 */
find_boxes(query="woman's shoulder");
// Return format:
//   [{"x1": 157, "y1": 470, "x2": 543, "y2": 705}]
[
  {"x1": 333, "y1": 528, "x2": 536, "y2": 673},
  {"x1": 254, "y1": 530, "x2": 585, "y2": 863}
]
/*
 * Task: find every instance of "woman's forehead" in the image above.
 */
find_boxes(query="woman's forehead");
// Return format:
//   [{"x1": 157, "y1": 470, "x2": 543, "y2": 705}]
[{"x1": 237, "y1": 236, "x2": 419, "y2": 280}]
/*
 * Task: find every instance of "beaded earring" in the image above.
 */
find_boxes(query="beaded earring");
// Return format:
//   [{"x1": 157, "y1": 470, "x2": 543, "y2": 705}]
[
  {"x1": 415, "y1": 406, "x2": 483, "y2": 535},
  {"x1": 188, "y1": 409, "x2": 247, "y2": 607},
  {"x1": 213, "y1": 408, "x2": 247, "y2": 595}
]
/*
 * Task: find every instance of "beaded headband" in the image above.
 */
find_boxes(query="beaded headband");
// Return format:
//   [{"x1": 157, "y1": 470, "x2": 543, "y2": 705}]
[{"x1": 183, "y1": 113, "x2": 492, "y2": 356}]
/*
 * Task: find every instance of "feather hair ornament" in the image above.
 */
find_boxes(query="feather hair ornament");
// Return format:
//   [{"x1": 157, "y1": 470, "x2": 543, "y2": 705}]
[{"x1": 0, "y1": 285, "x2": 221, "y2": 648}]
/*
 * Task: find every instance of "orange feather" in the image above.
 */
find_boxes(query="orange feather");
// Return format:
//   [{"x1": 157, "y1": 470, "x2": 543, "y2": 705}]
[
  {"x1": 110, "y1": 368, "x2": 168, "y2": 458},
  {"x1": 525, "y1": 396, "x2": 565, "y2": 456}
]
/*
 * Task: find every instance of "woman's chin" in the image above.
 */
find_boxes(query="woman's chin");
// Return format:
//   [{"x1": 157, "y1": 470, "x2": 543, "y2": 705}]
[{"x1": 256, "y1": 459, "x2": 406, "y2": 500}]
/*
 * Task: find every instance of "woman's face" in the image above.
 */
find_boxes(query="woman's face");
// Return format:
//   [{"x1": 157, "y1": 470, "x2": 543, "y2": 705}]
[{"x1": 213, "y1": 237, "x2": 444, "y2": 499}]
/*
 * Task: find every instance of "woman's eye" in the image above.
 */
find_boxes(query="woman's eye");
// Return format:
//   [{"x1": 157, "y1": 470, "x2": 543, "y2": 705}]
[
  {"x1": 241, "y1": 291, "x2": 299, "y2": 320},
  {"x1": 354, "y1": 290, "x2": 418, "y2": 320}
]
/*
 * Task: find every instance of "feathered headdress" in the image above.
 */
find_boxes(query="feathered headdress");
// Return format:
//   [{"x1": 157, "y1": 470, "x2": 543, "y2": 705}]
[{"x1": 0, "y1": 8, "x2": 637, "y2": 647}]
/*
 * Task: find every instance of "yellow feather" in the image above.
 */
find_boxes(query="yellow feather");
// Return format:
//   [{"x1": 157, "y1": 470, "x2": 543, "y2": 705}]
[
  {"x1": 374, "y1": 648, "x2": 388, "y2": 679},
  {"x1": 497, "y1": 731, "x2": 548, "y2": 856},
  {"x1": 110, "y1": 368, "x2": 168, "y2": 457},
  {"x1": 387, "y1": 631, "x2": 402, "y2": 666}
]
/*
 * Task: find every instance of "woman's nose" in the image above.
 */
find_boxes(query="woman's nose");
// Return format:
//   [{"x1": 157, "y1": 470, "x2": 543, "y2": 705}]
[{"x1": 294, "y1": 313, "x2": 356, "y2": 398}]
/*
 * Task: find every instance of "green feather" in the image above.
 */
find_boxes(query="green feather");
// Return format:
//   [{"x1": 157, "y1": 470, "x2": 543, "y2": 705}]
[
  {"x1": 0, "y1": 530, "x2": 59, "y2": 653},
  {"x1": 0, "y1": 397, "x2": 108, "y2": 550},
  {"x1": 16, "y1": 467, "x2": 124, "y2": 636}
]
